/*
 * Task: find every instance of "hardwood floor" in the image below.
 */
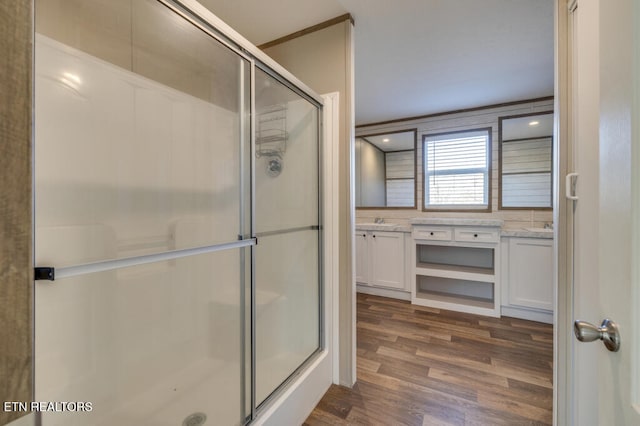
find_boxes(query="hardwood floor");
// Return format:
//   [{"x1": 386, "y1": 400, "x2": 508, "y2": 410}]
[{"x1": 304, "y1": 293, "x2": 553, "y2": 425}]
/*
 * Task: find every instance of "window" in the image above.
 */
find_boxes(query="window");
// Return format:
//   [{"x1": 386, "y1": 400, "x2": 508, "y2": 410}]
[{"x1": 423, "y1": 128, "x2": 491, "y2": 211}]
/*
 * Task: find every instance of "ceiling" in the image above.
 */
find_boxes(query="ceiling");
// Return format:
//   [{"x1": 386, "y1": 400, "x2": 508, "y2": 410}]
[
  {"x1": 502, "y1": 112, "x2": 554, "y2": 140},
  {"x1": 199, "y1": 0, "x2": 554, "y2": 126}
]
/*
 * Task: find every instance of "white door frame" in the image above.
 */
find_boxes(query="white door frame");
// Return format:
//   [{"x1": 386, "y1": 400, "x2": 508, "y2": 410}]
[{"x1": 553, "y1": 0, "x2": 574, "y2": 423}]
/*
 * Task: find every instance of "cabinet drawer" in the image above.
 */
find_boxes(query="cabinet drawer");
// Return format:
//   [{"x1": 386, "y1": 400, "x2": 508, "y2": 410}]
[
  {"x1": 454, "y1": 228, "x2": 499, "y2": 243},
  {"x1": 412, "y1": 227, "x2": 452, "y2": 241}
]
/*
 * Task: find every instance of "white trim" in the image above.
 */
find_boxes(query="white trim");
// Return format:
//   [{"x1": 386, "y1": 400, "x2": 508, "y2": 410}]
[
  {"x1": 501, "y1": 306, "x2": 554, "y2": 324},
  {"x1": 324, "y1": 92, "x2": 341, "y2": 384},
  {"x1": 347, "y1": 19, "x2": 358, "y2": 387},
  {"x1": 632, "y1": 0, "x2": 640, "y2": 410},
  {"x1": 554, "y1": 0, "x2": 571, "y2": 424},
  {"x1": 356, "y1": 285, "x2": 411, "y2": 301}
]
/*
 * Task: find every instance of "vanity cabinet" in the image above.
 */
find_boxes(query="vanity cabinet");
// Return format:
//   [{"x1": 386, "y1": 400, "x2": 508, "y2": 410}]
[
  {"x1": 355, "y1": 231, "x2": 409, "y2": 298},
  {"x1": 411, "y1": 221, "x2": 502, "y2": 317},
  {"x1": 501, "y1": 237, "x2": 553, "y2": 323}
]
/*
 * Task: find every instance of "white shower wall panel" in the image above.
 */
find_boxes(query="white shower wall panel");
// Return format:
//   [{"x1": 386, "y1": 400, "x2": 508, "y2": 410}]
[{"x1": 35, "y1": 35, "x2": 243, "y2": 268}]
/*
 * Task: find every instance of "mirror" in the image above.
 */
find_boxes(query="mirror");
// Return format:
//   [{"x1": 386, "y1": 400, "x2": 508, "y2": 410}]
[
  {"x1": 355, "y1": 129, "x2": 416, "y2": 208},
  {"x1": 499, "y1": 111, "x2": 553, "y2": 209}
]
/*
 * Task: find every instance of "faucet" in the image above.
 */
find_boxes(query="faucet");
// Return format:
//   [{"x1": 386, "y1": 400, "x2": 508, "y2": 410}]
[{"x1": 374, "y1": 217, "x2": 385, "y2": 224}]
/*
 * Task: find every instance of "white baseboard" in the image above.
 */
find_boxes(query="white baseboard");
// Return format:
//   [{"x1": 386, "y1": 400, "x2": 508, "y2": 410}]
[
  {"x1": 356, "y1": 284, "x2": 411, "y2": 301},
  {"x1": 501, "y1": 305, "x2": 553, "y2": 324}
]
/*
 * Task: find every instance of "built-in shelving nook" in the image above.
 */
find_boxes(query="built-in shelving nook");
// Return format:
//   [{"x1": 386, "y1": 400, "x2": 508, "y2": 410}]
[{"x1": 410, "y1": 219, "x2": 502, "y2": 317}]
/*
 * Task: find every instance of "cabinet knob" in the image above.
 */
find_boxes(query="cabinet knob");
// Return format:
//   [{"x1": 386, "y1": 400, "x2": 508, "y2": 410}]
[
  {"x1": 362, "y1": 234, "x2": 366, "y2": 237},
  {"x1": 474, "y1": 234, "x2": 478, "y2": 238},
  {"x1": 372, "y1": 234, "x2": 376, "y2": 238},
  {"x1": 430, "y1": 232, "x2": 434, "y2": 236}
]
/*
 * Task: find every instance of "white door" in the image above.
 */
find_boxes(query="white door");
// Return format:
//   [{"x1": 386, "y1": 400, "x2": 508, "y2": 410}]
[{"x1": 567, "y1": 0, "x2": 640, "y2": 424}]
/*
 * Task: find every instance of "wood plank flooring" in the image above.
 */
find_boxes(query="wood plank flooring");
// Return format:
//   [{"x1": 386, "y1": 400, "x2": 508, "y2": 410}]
[{"x1": 304, "y1": 293, "x2": 553, "y2": 425}]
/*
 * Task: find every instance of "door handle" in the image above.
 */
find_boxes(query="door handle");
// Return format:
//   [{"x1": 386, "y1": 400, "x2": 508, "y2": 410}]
[
  {"x1": 566, "y1": 172, "x2": 579, "y2": 201},
  {"x1": 573, "y1": 319, "x2": 620, "y2": 352}
]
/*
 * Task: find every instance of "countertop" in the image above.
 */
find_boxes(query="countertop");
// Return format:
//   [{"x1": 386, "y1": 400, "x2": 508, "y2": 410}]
[
  {"x1": 500, "y1": 228, "x2": 554, "y2": 239},
  {"x1": 409, "y1": 217, "x2": 504, "y2": 227},
  {"x1": 356, "y1": 219, "x2": 553, "y2": 239},
  {"x1": 355, "y1": 223, "x2": 411, "y2": 232}
]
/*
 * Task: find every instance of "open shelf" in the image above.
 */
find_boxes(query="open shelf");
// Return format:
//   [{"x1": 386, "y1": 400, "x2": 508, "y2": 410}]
[
  {"x1": 411, "y1": 225, "x2": 501, "y2": 317},
  {"x1": 414, "y1": 290, "x2": 494, "y2": 310},
  {"x1": 416, "y1": 262, "x2": 494, "y2": 277},
  {"x1": 416, "y1": 244, "x2": 494, "y2": 271}
]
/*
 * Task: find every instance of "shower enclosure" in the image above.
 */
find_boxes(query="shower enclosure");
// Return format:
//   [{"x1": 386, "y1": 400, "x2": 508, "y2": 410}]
[{"x1": 33, "y1": 1, "x2": 323, "y2": 424}]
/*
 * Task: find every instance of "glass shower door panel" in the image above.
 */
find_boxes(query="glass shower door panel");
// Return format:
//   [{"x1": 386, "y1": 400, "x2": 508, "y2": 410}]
[
  {"x1": 254, "y1": 69, "x2": 319, "y2": 234},
  {"x1": 35, "y1": 0, "x2": 250, "y2": 268},
  {"x1": 254, "y1": 69, "x2": 321, "y2": 405},
  {"x1": 35, "y1": 248, "x2": 248, "y2": 426},
  {"x1": 255, "y1": 231, "x2": 320, "y2": 405},
  {"x1": 34, "y1": 1, "x2": 252, "y2": 425}
]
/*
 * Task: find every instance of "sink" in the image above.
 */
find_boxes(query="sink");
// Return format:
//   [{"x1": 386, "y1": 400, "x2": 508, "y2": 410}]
[{"x1": 524, "y1": 227, "x2": 554, "y2": 233}]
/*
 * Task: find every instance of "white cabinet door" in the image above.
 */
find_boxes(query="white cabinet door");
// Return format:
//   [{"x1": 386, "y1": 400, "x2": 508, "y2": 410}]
[
  {"x1": 508, "y1": 238, "x2": 553, "y2": 311},
  {"x1": 370, "y1": 231, "x2": 404, "y2": 289},
  {"x1": 355, "y1": 232, "x2": 369, "y2": 284}
]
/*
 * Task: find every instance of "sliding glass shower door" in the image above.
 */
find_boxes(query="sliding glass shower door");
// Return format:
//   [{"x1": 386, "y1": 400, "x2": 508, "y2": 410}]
[
  {"x1": 253, "y1": 69, "x2": 321, "y2": 406},
  {"x1": 33, "y1": 1, "x2": 322, "y2": 425},
  {"x1": 35, "y1": 1, "x2": 252, "y2": 424}
]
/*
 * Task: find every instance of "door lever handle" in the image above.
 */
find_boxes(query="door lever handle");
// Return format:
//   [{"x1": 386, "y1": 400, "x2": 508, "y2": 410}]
[{"x1": 573, "y1": 319, "x2": 620, "y2": 352}]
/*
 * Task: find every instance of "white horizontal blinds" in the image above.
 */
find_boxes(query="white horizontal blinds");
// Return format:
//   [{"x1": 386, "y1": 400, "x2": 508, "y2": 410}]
[
  {"x1": 502, "y1": 173, "x2": 551, "y2": 207},
  {"x1": 502, "y1": 136, "x2": 552, "y2": 207},
  {"x1": 386, "y1": 179, "x2": 414, "y2": 206},
  {"x1": 385, "y1": 151, "x2": 414, "y2": 206},
  {"x1": 502, "y1": 137, "x2": 552, "y2": 173},
  {"x1": 385, "y1": 151, "x2": 413, "y2": 179},
  {"x1": 424, "y1": 130, "x2": 489, "y2": 207}
]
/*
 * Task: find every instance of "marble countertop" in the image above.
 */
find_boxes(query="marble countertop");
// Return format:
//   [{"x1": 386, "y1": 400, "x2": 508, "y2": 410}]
[
  {"x1": 409, "y1": 217, "x2": 504, "y2": 227},
  {"x1": 355, "y1": 223, "x2": 411, "y2": 232},
  {"x1": 500, "y1": 228, "x2": 554, "y2": 239},
  {"x1": 355, "y1": 219, "x2": 553, "y2": 239}
]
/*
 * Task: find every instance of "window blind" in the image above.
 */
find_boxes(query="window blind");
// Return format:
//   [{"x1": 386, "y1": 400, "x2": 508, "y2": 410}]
[{"x1": 423, "y1": 130, "x2": 489, "y2": 208}]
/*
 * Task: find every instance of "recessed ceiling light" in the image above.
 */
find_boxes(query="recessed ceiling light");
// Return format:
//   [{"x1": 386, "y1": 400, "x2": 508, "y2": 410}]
[
  {"x1": 529, "y1": 121, "x2": 539, "y2": 126},
  {"x1": 382, "y1": 138, "x2": 390, "y2": 142}
]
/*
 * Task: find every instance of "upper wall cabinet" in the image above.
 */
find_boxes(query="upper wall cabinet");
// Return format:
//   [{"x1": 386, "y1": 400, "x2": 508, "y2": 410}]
[
  {"x1": 499, "y1": 111, "x2": 554, "y2": 209},
  {"x1": 355, "y1": 129, "x2": 417, "y2": 209}
]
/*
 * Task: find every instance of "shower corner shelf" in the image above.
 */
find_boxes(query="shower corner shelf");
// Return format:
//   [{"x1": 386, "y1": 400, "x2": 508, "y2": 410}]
[{"x1": 256, "y1": 104, "x2": 288, "y2": 158}]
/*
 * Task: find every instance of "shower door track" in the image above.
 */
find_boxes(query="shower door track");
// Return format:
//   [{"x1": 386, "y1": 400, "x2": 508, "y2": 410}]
[{"x1": 34, "y1": 238, "x2": 256, "y2": 281}]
